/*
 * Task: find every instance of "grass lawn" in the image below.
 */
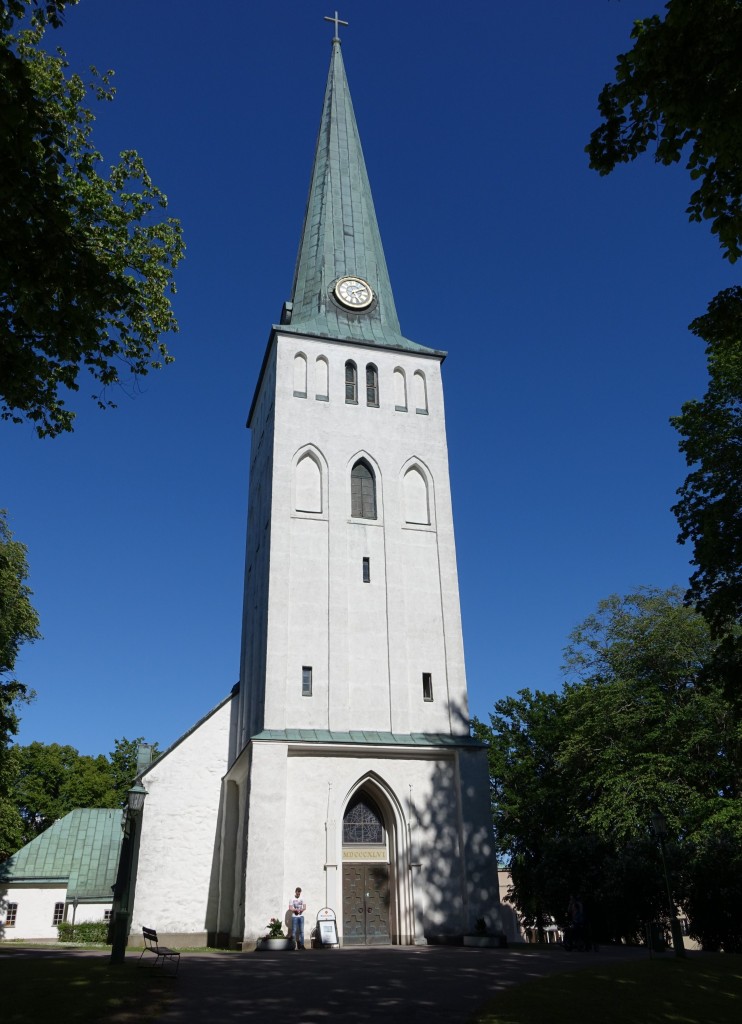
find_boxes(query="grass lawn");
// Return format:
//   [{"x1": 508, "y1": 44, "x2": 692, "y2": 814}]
[
  {"x1": 473, "y1": 955, "x2": 742, "y2": 1024},
  {"x1": 0, "y1": 949, "x2": 173, "y2": 1023}
]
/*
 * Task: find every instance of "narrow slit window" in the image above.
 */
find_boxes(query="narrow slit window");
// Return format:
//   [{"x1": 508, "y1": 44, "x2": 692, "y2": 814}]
[
  {"x1": 362, "y1": 557, "x2": 370, "y2": 583},
  {"x1": 345, "y1": 361, "x2": 358, "y2": 403},
  {"x1": 422, "y1": 672, "x2": 433, "y2": 701},
  {"x1": 366, "y1": 364, "x2": 379, "y2": 407},
  {"x1": 302, "y1": 666, "x2": 313, "y2": 697}
]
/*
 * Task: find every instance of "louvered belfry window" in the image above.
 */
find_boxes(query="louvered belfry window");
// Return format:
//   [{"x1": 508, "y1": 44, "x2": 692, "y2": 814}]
[
  {"x1": 343, "y1": 794, "x2": 385, "y2": 844},
  {"x1": 351, "y1": 460, "x2": 377, "y2": 519},
  {"x1": 345, "y1": 361, "x2": 358, "y2": 403}
]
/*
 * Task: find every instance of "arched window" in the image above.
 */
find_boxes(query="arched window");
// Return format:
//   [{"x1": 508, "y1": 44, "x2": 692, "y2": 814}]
[
  {"x1": 345, "y1": 361, "x2": 358, "y2": 403},
  {"x1": 393, "y1": 367, "x2": 407, "y2": 411},
  {"x1": 403, "y1": 466, "x2": 429, "y2": 525},
  {"x1": 315, "y1": 356, "x2": 329, "y2": 401},
  {"x1": 293, "y1": 352, "x2": 307, "y2": 397},
  {"x1": 366, "y1": 364, "x2": 379, "y2": 407},
  {"x1": 413, "y1": 370, "x2": 428, "y2": 414},
  {"x1": 351, "y1": 460, "x2": 377, "y2": 520},
  {"x1": 343, "y1": 793, "x2": 385, "y2": 845},
  {"x1": 295, "y1": 453, "x2": 322, "y2": 513}
]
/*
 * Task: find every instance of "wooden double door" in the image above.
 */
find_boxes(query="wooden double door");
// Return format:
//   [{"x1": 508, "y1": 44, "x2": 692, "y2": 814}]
[{"x1": 342, "y1": 863, "x2": 391, "y2": 945}]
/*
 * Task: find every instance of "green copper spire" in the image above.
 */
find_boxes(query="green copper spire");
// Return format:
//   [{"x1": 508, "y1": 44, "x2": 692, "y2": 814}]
[{"x1": 280, "y1": 37, "x2": 439, "y2": 356}]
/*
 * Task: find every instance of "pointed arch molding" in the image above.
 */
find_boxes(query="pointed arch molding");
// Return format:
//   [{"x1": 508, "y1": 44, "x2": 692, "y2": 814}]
[
  {"x1": 400, "y1": 457, "x2": 436, "y2": 530},
  {"x1": 333, "y1": 771, "x2": 417, "y2": 945},
  {"x1": 340, "y1": 771, "x2": 409, "y2": 848},
  {"x1": 347, "y1": 450, "x2": 384, "y2": 524},
  {"x1": 292, "y1": 444, "x2": 329, "y2": 519}
]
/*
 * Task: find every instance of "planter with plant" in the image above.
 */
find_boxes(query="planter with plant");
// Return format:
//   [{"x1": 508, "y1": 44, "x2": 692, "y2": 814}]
[{"x1": 258, "y1": 916, "x2": 293, "y2": 951}]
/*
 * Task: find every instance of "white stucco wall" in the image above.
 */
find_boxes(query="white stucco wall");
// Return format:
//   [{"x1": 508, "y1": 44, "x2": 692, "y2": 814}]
[
  {"x1": 240, "y1": 740, "x2": 503, "y2": 946},
  {"x1": 239, "y1": 333, "x2": 469, "y2": 742},
  {"x1": 0, "y1": 884, "x2": 67, "y2": 940},
  {"x1": 130, "y1": 694, "x2": 234, "y2": 942}
]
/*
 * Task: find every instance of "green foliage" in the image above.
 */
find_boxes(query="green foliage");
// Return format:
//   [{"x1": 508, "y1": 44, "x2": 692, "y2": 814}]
[
  {"x1": 0, "y1": 510, "x2": 41, "y2": 694},
  {"x1": 587, "y1": 0, "x2": 742, "y2": 263},
  {"x1": 57, "y1": 918, "x2": 109, "y2": 944},
  {"x1": 13, "y1": 742, "x2": 116, "y2": 842},
  {"x1": 671, "y1": 287, "x2": 742, "y2": 678},
  {"x1": 0, "y1": 3, "x2": 184, "y2": 437},
  {"x1": 266, "y1": 917, "x2": 285, "y2": 938},
  {"x1": 0, "y1": 510, "x2": 39, "y2": 859},
  {"x1": 588, "y1": 1, "x2": 742, "y2": 689},
  {"x1": 475, "y1": 589, "x2": 742, "y2": 950},
  {"x1": 8, "y1": 735, "x2": 158, "y2": 848}
]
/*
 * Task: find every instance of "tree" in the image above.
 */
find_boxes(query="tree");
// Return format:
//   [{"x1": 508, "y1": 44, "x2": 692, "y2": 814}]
[
  {"x1": 587, "y1": 0, "x2": 742, "y2": 673},
  {"x1": 12, "y1": 742, "x2": 115, "y2": 842},
  {"x1": 0, "y1": 509, "x2": 40, "y2": 859},
  {"x1": 475, "y1": 589, "x2": 742, "y2": 950},
  {"x1": 670, "y1": 289, "x2": 742, "y2": 673},
  {"x1": 107, "y1": 736, "x2": 159, "y2": 803},
  {"x1": 1, "y1": 1, "x2": 185, "y2": 437},
  {"x1": 9, "y1": 735, "x2": 159, "y2": 847},
  {"x1": 587, "y1": 0, "x2": 742, "y2": 263}
]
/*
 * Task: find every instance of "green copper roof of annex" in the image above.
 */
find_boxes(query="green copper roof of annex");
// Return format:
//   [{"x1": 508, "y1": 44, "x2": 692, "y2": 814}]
[
  {"x1": 0, "y1": 808, "x2": 122, "y2": 902},
  {"x1": 280, "y1": 38, "x2": 443, "y2": 357}
]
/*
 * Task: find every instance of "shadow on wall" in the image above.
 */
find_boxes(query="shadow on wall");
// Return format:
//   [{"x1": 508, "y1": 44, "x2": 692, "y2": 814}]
[
  {"x1": 206, "y1": 691, "x2": 243, "y2": 948},
  {"x1": 411, "y1": 697, "x2": 504, "y2": 942}
]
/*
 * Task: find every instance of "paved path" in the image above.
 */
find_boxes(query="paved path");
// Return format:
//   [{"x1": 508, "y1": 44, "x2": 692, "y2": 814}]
[{"x1": 152, "y1": 944, "x2": 650, "y2": 1024}]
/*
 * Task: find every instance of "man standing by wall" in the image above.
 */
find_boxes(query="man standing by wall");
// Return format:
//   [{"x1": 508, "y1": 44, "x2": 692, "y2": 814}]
[{"x1": 289, "y1": 887, "x2": 307, "y2": 949}]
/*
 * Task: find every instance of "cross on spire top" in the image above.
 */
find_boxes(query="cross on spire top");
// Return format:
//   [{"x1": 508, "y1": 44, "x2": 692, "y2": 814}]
[{"x1": 324, "y1": 10, "x2": 348, "y2": 42}]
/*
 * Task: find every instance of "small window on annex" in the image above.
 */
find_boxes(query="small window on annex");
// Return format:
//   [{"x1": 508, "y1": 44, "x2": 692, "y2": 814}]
[
  {"x1": 343, "y1": 793, "x2": 386, "y2": 845},
  {"x1": 345, "y1": 361, "x2": 358, "y2": 403},
  {"x1": 5, "y1": 902, "x2": 18, "y2": 927},
  {"x1": 362, "y1": 557, "x2": 370, "y2": 583},
  {"x1": 350, "y1": 460, "x2": 377, "y2": 520},
  {"x1": 53, "y1": 903, "x2": 64, "y2": 926},
  {"x1": 366, "y1": 364, "x2": 379, "y2": 407}
]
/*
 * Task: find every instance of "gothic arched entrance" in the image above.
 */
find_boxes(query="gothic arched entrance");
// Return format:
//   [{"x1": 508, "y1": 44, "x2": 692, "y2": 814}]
[{"x1": 341, "y1": 791, "x2": 392, "y2": 945}]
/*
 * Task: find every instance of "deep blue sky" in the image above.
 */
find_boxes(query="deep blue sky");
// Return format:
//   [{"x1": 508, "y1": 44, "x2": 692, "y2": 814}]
[{"x1": 5, "y1": 1, "x2": 737, "y2": 756}]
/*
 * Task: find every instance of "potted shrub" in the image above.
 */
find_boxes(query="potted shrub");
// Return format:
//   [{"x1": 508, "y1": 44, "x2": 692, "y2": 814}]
[{"x1": 259, "y1": 916, "x2": 293, "y2": 951}]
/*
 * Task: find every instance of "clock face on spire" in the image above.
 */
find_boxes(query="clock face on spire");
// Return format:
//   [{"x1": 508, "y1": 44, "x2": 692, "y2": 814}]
[{"x1": 334, "y1": 276, "x2": 374, "y2": 310}]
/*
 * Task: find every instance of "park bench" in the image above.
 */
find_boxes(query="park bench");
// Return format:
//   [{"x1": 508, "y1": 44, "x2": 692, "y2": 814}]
[{"x1": 139, "y1": 927, "x2": 180, "y2": 976}]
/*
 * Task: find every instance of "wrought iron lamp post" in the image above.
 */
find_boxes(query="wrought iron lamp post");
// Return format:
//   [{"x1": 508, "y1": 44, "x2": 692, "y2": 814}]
[
  {"x1": 110, "y1": 783, "x2": 148, "y2": 964},
  {"x1": 650, "y1": 810, "x2": 685, "y2": 958}
]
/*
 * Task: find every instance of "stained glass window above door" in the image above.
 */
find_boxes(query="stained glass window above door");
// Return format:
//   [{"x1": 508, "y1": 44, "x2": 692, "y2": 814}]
[{"x1": 343, "y1": 794, "x2": 385, "y2": 845}]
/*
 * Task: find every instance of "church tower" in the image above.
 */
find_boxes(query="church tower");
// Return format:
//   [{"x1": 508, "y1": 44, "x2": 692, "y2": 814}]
[
  {"x1": 219, "y1": 26, "x2": 503, "y2": 947},
  {"x1": 128, "y1": 22, "x2": 505, "y2": 950}
]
